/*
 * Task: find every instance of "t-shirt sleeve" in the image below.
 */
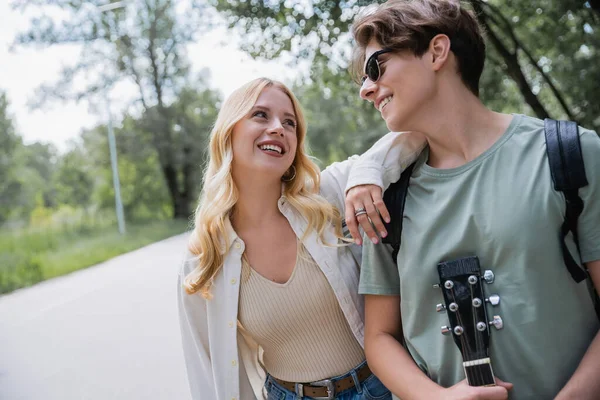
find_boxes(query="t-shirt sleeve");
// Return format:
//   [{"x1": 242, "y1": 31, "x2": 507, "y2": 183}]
[
  {"x1": 579, "y1": 128, "x2": 600, "y2": 263},
  {"x1": 358, "y1": 236, "x2": 401, "y2": 295}
]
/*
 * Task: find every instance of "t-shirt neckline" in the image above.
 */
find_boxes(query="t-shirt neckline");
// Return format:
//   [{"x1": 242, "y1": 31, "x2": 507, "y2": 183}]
[{"x1": 419, "y1": 114, "x2": 523, "y2": 178}]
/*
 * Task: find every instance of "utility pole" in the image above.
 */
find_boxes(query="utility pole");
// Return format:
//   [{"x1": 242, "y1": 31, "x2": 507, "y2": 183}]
[
  {"x1": 97, "y1": 1, "x2": 128, "y2": 234},
  {"x1": 105, "y1": 95, "x2": 126, "y2": 235}
]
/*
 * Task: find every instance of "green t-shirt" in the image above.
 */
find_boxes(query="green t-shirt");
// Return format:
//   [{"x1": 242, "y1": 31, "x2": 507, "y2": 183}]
[{"x1": 359, "y1": 114, "x2": 600, "y2": 400}]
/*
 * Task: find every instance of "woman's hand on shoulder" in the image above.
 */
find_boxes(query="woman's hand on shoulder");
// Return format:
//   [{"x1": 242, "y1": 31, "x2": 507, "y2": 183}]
[{"x1": 345, "y1": 184, "x2": 390, "y2": 245}]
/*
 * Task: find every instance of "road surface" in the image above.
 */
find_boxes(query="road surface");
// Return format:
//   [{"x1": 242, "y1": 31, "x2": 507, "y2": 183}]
[{"x1": 0, "y1": 234, "x2": 192, "y2": 400}]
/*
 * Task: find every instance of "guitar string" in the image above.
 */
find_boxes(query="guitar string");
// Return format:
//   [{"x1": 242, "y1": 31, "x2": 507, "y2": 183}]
[
  {"x1": 470, "y1": 282, "x2": 485, "y2": 386},
  {"x1": 472, "y1": 275, "x2": 495, "y2": 386},
  {"x1": 479, "y1": 276, "x2": 495, "y2": 386},
  {"x1": 449, "y1": 288, "x2": 480, "y2": 385},
  {"x1": 450, "y1": 280, "x2": 490, "y2": 387}
]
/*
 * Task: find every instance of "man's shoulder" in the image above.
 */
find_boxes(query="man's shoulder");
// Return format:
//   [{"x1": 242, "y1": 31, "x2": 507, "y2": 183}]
[
  {"x1": 512, "y1": 113, "x2": 599, "y2": 141},
  {"x1": 579, "y1": 125, "x2": 600, "y2": 180},
  {"x1": 579, "y1": 124, "x2": 600, "y2": 146},
  {"x1": 509, "y1": 113, "x2": 544, "y2": 137}
]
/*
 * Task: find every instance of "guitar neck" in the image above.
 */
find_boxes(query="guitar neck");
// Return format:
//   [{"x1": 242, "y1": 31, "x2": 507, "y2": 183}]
[
  {"x1": 463, "y1": 358, "x2": 495, "y2": 386},
  {"x1": 437, "y1": 256, "x2": 503, "y2": 388}
]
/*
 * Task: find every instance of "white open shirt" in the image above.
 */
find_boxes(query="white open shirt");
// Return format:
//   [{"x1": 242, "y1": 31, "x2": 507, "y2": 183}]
[{"x1": 177, "y1": 132, "x2": 426, "y2": 400}]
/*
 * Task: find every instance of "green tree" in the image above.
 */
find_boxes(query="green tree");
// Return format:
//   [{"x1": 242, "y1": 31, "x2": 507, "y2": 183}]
[
  {"x1": 0, "y1": 92, "x2": 23, "y2": 224},
  {"x1": 0, "y1": 93, "x2": 58, "y2": 224},
  {"x1": 53, "y1": 143, "x2": 93, "y2": 207},
  {"x1": 469, "y1": 0, "x2": 600, "y2": 129},
  {"x1": 77, "y1": 82, "x2": 220, "y2": 221},
  {"x1": 13, "y1": 0, "x2": 216, "y2": 219},
  {"x1": 133, "y1": 81, "x2": 221, "y2": 217},
  {"x1": 78, "y1": 123, "x2": 171, "y2": 222},
  {"x1": 18, "y1": 142, "x2": 58, "y2": 208}
]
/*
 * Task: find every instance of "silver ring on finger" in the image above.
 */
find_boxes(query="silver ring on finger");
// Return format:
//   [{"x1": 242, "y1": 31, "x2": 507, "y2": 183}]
[{"x1": 354, "y1": 207, "x2": 367, "y2": 217}]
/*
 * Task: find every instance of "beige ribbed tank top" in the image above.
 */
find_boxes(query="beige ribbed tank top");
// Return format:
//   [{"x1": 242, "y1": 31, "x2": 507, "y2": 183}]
[{"x1": 238, "y1": 243, "x2": 365, "y2": 382}]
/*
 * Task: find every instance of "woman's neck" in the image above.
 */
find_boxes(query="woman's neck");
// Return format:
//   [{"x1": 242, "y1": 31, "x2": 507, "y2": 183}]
[{"x1": 231, "y1": 173, "x2": 284, "y2": 233}]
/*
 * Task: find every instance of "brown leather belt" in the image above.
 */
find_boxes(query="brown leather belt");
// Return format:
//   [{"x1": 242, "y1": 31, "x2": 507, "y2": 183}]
[{"x1": 273, "y1": 363, "x2": 372, "y2": 398}]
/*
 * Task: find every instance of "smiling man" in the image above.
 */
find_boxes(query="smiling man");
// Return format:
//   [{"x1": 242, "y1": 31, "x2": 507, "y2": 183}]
[{"x1": 346, "y1": 1, "x2": 600, "y2": 399}]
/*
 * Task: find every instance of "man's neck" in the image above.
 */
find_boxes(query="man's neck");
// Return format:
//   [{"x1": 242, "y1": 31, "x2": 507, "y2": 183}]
[{"x1": 415, "y1": 86, "x2": 513, "y2": 169}]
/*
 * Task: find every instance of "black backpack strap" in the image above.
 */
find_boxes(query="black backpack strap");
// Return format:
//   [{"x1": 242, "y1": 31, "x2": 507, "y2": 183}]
[
  {"x1": 382, "y1": 162, "x2": 415, "y2": 261},
  {"x1": 544, "y1": 119, "x2": 599, "y2": 320},
  {"x1": 544, "y1": 118, "x2": 589, "y2": 283}
]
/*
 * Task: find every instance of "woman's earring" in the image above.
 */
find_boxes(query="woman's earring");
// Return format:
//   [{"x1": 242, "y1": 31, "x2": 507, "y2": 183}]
[{"x1": 281, "y1": 165, "x2": 296, "y2": 182}]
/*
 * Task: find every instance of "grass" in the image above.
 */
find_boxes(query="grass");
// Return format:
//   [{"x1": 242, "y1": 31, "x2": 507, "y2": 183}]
[{"x1": 0, "y1": 218, "x2": 189, "y2": 294}]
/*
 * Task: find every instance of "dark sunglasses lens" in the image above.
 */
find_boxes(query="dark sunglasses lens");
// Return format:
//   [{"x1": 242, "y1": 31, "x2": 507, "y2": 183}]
[{"x1": 365, "y1": 57, "x2": 380, "y2": 82}]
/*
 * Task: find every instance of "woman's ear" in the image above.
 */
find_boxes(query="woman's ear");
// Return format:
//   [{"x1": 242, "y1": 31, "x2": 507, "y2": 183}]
[{"x1": 429, "y1": 34, "x2": 451, "y2": 72}]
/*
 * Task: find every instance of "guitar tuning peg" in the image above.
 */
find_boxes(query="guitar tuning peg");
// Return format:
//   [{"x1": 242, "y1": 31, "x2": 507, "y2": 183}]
[
  {"x1": 489, "y1": 315, "x2": 504, "y2": 330},
  {"x1": 485, "y1": 294, "x2": 500, "y2": 306},
  {"x1": 441, "y1": 325, "x2": 451, "y2": 335},
  {"x1": 483, "y1": 270, "x2": 495, "y2": 284},
  {"x1": 436, "y1": 303, "x2": 446, "y2": 312},
  {"x1": 433, "y1": 283, "x2": 441, "y2": 289}
]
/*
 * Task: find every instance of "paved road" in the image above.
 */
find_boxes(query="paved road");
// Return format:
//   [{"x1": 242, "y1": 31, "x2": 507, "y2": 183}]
[{"x1": 0, "y1": 234, "x2": 192, "y2": 400}]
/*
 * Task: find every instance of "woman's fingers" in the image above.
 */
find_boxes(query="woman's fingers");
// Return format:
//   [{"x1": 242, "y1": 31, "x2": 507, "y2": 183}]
[
  {"x1": 345, "y1": 185, "x2": 388, "y2": 245},
  {"x1": 367, "y1": 188, "x2": 389, "y2": 237},
  {"x1": 344, "y1": 201, "x2": 363, "y2": 245},
  {"x1": 356, "y1": 203, "x2": 378, "y2": 244}
]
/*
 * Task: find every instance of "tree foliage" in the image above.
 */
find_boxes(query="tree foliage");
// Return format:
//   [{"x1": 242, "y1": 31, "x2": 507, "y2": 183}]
[
  {"x1": 0, "y1": 92, "x2": 23, "y2": 224},
  {"x1": 13, "y1": 0, "x2": 218, "y2": 218},
  {"x1": 212, "y1": 0, "x2": 600, "y2": 134},
  {"x1": 0, "y1": 83, "x2": 218, "y2": 228}
]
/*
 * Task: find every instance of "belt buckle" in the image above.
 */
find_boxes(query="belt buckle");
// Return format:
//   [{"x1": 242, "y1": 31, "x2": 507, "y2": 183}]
[{"x1": 309, "y1": 379, "x2": 335, "y2": 400}]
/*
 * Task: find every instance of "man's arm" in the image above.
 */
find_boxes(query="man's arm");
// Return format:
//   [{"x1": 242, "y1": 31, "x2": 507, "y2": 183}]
[
  {"x1": 364, "y1": 294, "x2": 441, "y2": 396},
  {"x1": 555, "y1": 259, "x2": 600, "y2": 400},
  {"x1": 360, "y1": 240, "x2": 512, "y2": 400},
  {"x1": 365, "y1": 295, "x2": 512, "y2": 400}
]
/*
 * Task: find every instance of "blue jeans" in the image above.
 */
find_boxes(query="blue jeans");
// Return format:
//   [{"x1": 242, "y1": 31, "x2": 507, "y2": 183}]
[{"x1": 264, "y1": 361, "x2": 392, "y2": 400}]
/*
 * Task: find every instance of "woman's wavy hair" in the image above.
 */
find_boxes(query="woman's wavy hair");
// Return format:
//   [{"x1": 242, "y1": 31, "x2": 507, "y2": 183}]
[{"x1": 184, "y1": 77, "x2": 343, "y2": 298}]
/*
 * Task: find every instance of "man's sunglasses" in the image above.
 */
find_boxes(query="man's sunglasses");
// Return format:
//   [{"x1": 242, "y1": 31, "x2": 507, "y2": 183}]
[{"x1": 361, "y1": 49, "x2": 393, "y2": 84}]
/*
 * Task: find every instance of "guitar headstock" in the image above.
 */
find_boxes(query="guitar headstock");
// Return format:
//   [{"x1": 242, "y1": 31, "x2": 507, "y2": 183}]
[{"x1": 435, "y1": 256, "x2": 502, "y2": 386}]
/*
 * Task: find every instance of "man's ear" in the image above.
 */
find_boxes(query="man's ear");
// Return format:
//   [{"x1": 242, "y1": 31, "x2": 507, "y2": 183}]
[{"x1": 429, "y1": 34, "x2": 451, "y2": 71}]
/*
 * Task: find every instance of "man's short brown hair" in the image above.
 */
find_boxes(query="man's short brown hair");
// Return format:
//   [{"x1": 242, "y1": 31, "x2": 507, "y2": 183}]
[{"x1": 351, "y1": 0, "x2": 486, "y2": 96}]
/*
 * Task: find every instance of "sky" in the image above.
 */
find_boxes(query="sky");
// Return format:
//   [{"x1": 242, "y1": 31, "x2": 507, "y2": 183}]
[{"x1": 0, "y1": 1, "x2": 297, "y2": 151}]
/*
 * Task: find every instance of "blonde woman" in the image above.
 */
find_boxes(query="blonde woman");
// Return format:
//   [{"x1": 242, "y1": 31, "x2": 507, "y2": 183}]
[{"x1": 178, "y1": 77, "x2": 425, "y2": 400}]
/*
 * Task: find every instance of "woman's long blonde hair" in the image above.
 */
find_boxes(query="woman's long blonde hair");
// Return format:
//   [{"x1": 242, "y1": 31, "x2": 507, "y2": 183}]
[{"x1": 184, "y1": 78, "x2": 343, "y2": 297}]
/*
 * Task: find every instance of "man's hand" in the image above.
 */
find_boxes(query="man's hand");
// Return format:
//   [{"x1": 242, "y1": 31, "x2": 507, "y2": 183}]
[
  {"x1": 345, "y1": 184, "x2": 390, "y2": 245},
  {"x1": 441, "y1": 378, "x2": 513, "y2": 400}
]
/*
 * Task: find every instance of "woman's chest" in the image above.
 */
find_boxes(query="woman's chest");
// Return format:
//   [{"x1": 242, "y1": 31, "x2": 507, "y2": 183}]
[{"x1": 241, "y1": 223, "x2": 298, "y2": 284}]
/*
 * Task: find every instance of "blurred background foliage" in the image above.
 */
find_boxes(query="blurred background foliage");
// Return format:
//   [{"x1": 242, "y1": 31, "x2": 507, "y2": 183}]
[{"x1": 1, "y1": 0, "x2": 599, "y2": 292}]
